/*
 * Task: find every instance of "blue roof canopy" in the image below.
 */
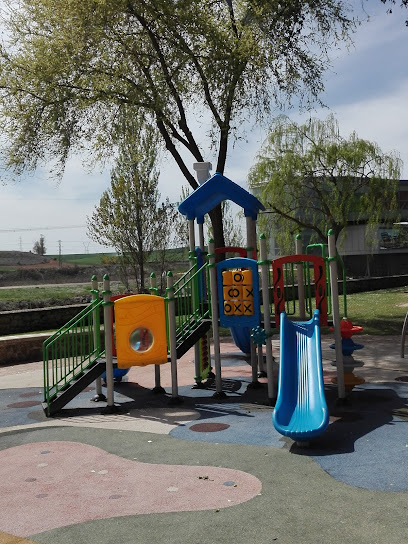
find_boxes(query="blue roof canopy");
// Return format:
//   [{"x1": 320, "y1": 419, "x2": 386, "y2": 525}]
[{"x1": 178, "y1": 172, "x2": 265, "y2": 224}]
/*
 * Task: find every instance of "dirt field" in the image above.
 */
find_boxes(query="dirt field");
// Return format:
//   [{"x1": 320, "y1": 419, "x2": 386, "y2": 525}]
[{"x1": 0, "y1": 251, "x2": 75, "y2": 269}]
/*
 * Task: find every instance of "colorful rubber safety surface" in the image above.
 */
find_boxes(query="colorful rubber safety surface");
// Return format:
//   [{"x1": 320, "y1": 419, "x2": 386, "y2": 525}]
[{"x1": 0, "y1": 335, "x2": 407, "y2": 544}]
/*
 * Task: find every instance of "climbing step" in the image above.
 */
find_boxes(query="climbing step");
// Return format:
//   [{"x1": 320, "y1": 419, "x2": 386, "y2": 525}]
[{"x1": 42, "y1": 360, "x2": 106, "y2": 417}]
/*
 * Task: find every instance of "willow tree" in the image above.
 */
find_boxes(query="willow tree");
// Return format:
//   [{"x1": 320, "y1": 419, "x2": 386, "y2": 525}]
[
  {"x1": 248, "y1": 115, "x2": 402, "y2": 252},
  {"x1": 0, "y1": 1, "x2": 356, "y2": 248}
]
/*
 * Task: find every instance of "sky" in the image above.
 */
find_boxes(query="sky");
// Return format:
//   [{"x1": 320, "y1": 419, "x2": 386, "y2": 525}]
[{"x1": 0, "y1": 1, "x2": 408, "y2": 255}]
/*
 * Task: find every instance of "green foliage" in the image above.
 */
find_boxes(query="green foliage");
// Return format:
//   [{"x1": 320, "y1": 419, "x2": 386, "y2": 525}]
[
  {"x1": 173, "y1": 186, "x2": 192, "y2": 250},
  {"x1": 0, "y1": 0, "x2": 356, "y2": 248},
  {"x1": 249, "y1": 115, "x2": 402, "y2": 253},
  {"x1": 205, "y1": 200, "x2": 243, "y2": 248},
  {"x1": 33, "y1": 234, "x2": 46, "y2": 255},
  {"x1": 87, "y1": 111, "x2": 165, "y2": 292},
  {"x1": 379, "y1": 0, "x2": 408, "y2": 25}
]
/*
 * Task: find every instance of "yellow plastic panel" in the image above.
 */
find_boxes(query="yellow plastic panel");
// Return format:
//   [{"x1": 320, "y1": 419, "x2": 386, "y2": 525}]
[
  {"x1": 224, "y1": 300, "x2": 234, "y2": 315},
  {"x1": 232, "y1": 270, "x2": 244, "y2": 284},
  {"x1": 242, "y1": 285, "x2": 254, "y2": 299},
  {"x1": 242, "y1": 300, "x2": 254, "y2": 315},
  {"x1": 242, "y1": 269, "x2": 253, "y2": 285},
  {"x1": 233, "y1": 300, "x2": 243, "y2": 316},
  {"x1": 114, "y1": 294, "x2": 168, "y2": 368},
  {"x1": 222, "y1": 270, "x2": 233, "y2": 285},
  {"x1": 223, "y1": 285, "x2": 242, "y2": 300}
]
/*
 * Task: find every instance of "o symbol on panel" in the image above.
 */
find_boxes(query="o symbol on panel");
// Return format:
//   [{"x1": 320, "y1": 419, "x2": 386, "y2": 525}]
[
  {"x1": 228, "y1": 287, "x2": 240, "y2": 298},
  {"x1": 224, "y1": 302, "x2": 234, "y2": 315}
]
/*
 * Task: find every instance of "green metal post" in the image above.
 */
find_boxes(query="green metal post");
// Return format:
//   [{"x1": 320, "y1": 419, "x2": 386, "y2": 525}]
[
  {"x1": 208, "y1": 239, "x2": 225, "y2": 398},
  {"x1": 328, "y1": 231, "x2": 345, "y2": 400},
  {"x1": 151, "y1": 273, "x2": 165, "y2": 394},
  {"x1": 102, "y1": 274, "x2": 115, "y2": 411},
  {"x1": 92, "y1": 275, "x2": 106, "y2": 402},
  {"x1": 166, "y1": 271, "x2": 182, "y2": 404}
]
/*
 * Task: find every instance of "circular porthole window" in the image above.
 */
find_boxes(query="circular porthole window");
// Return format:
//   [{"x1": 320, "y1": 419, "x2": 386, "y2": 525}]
[{"x1": 129, "y1": 328, "x2": 153, "y2": 352}]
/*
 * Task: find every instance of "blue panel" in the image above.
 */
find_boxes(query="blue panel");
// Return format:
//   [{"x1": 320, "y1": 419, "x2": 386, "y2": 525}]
[
  {"x1": 216, "y1": 257, "x2": 260, "y2": 329},
  {"x1": 272, "y1": 310, "x2": 329, "y2": 441},
  {"x1": 230, "y1": 326, "x2": 251, "y2": 355},
  {"x1": 178, "y1": 173, "x2": 265, "y2": 221}
]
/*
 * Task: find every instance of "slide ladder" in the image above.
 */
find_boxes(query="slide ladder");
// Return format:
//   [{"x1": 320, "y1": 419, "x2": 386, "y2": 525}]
[{"x1": 272, "y1": 310, "x2": 329, "y2": 441}]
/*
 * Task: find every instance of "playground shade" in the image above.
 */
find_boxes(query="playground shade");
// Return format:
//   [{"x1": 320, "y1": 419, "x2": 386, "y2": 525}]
[{"x1": 272, "y1": 311, "x2": 329, "y2": 441}]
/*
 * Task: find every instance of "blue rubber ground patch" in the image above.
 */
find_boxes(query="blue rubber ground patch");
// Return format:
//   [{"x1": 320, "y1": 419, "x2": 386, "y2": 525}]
[{"x1": 171, "y1": 381, "x2": 408, "y2": 492}]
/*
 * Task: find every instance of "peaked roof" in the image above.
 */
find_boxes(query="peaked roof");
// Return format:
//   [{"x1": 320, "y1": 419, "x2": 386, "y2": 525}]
[{"x1": 178, "y1": 172, "x2": 265, "y2": 223}]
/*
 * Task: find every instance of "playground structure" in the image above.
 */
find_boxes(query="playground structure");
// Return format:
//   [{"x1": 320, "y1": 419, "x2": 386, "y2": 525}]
[{"x1": 42, "y1": 167, "x2": 363, "y2": 442}]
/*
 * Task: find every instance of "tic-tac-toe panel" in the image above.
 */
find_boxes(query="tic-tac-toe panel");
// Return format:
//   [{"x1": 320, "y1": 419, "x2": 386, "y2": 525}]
[{"x1": 216, "y1": 258, "x2": 260, "y2": 329}]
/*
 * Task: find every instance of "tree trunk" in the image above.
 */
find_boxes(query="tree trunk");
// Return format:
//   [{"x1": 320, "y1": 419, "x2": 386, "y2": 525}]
[{"x1": 208, "y1": 204, "x2": 225, "y2": 250}]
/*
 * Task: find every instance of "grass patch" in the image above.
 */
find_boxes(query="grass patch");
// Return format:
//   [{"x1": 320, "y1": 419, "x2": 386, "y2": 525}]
[
  {"x1": 48, "y1": 253, "x2": 116, "y2": 266},
  {"x1": 0, "y1": 284, "x2": 92, "y2": 303},
  {"x1": 2, "y1": 282, "x2": 408, "y2": 336},
  {"x1": 338, "y1": 286, "x2": 408, "y2": 336},
  {"x1": 0, "y1": 281, "x2": 132, "y2": 307}
]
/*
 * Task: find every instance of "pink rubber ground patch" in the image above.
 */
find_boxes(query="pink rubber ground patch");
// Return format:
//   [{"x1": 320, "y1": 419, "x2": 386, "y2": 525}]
[{"x1": 0, "y1": 441, "x2": 262, "y2": 537}]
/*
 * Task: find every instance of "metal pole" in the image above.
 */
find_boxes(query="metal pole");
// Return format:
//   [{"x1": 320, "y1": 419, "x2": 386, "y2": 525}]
[
  {"x1": 91, "y1": 275, "x2": 106, "y2": 402},
  {"x1": 259, "y1": 234, "x2": 276, "y2": 403},
  {"x1": 295, "y1": 234, "x2": 306, "y2": 320},
  {"x1": 328, "y1": 230, "x2": 346, "y2": 400},
  {"x1": 198, "y1": 222, "x2": 205, "y2": 251},
  {"x1": 208, "y1": 239, "x2": 226, "y2": 398},
  {"x1": 188, "y1": 219, "x2": 195, "y2": 253},
  {"x1": 166, "y1": 272, "x2": 182, "y2": 403},
  {"x1": 246, "y1": 216, "x2": 255, "y2": 258},
  {"x1": 102, "y1": 274, "x2": 116, "y2": 411},
  {"x1": 245, "y1": 215, "x2": 259, "y2": 383},
  {"x1": 150, "y1": 273, "x2": 165, "y2": 394},
  {"x1": 188, "y1": 218, "x2": 202, "y2": 385}
]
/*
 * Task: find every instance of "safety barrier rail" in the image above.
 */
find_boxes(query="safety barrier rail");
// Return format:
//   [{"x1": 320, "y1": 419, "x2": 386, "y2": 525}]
[
  {"x1": 42, "y1": 298, "x2": 104, "y2": 412},
  {"x1": 167, "y1": 259, "x2": 210, "y2": 348}
]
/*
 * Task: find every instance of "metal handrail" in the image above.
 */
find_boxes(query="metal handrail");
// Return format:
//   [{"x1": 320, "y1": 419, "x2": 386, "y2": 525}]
[
  {"x1": 165, "y1": 261, "x2": 210, "y2": 350},
  {"x1": 43, "y1": 298, "x2": 104, "y2": 413}
]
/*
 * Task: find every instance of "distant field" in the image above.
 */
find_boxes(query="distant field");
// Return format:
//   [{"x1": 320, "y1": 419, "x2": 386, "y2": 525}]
[
  {"x1": 48, "y1": 247, "x2": 189, "y2": 267},
  {"x1": 0, "y1": 284, "x2": 93, "y2": 303},
  {"x1": 47, "y1": 253, "x2": 116, "y2": 266},
  {"x1": 1, "y1": 281, "x2": 407, "y2": 335}
]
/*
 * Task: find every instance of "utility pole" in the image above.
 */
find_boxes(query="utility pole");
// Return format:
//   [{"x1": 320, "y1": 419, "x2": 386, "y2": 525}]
[{"x1": 58, "y1": 240, "x2": 62, "y2": 268}]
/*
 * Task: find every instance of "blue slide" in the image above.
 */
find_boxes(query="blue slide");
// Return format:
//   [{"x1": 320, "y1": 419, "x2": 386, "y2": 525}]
[
  {"x1": 230, "y1": 326, "x2": 251, "y2": 355},
  {"x1": 272, "y1": 310, "x2": 329, "y2": 442}
]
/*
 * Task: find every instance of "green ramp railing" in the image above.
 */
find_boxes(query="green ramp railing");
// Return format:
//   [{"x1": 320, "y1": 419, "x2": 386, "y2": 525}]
[
  {"x1": 42, "y1": 298, "x2": 104, "y2": 413},
  {"x1": 166, "y1": 258, "x2": 210, "y2": 348}
]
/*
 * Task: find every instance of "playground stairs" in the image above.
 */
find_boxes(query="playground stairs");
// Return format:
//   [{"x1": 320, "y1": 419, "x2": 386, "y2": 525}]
[
  {"x1": 42, "y1": 360, "x2": 106, "y2": 417},
  {"x1": 174, "y1": 318, "x2": 211, "y2": 360},
  {"x1": 43, "y1": 318, "x2": 211, "y2": 416}
]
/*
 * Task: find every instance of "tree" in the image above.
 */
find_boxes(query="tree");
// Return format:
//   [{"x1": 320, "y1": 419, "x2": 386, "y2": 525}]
[
  {"x1": 87, "y1": 113, "x2": 162, "y2": 293},
  {"x1": 173, "y1": 186, "x2": 191, "y2": 251},
  {"x1": 151, "y1": 198, "x2": 179, "y2": 293},
  {"x1": 206, "y1": 201, "x2": 243, "y2": 248},
  {"x1": 33, "y1": 234, "x2": 46, "y2": 255},
  {"x1": 378, "y1": 0, "x2": 408, "y2": 24},
  {"x1": 248, "y1": 115, "x2": 402, "y2": 252},
  {"x1": 0, "y1": 0, "x2": 356, "y2": 249}
]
